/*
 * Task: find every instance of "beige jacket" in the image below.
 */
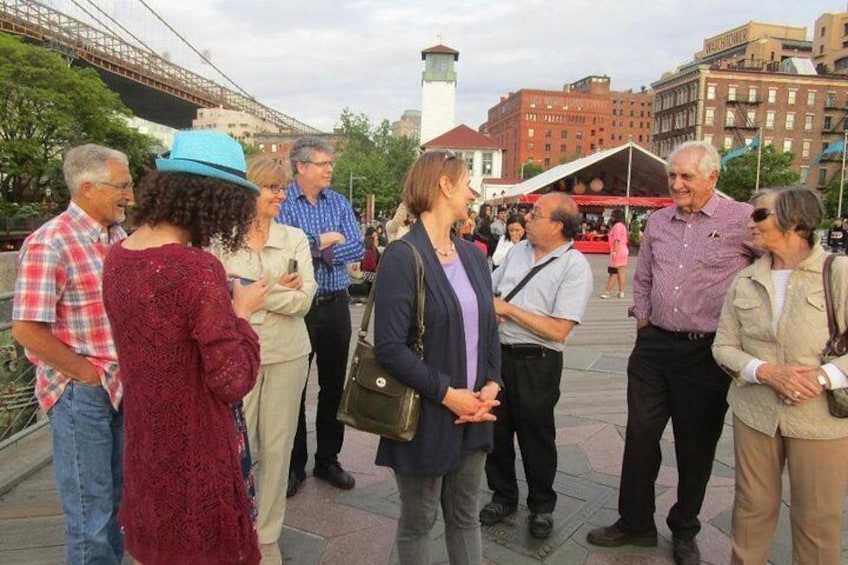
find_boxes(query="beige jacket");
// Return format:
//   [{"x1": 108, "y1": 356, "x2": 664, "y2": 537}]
[
  {"x1": 210, "y1": 223, "x2": 317, "y2": 365},
  {"x1": 713, "y1": 243, "x2": 848, "y2": 439}
]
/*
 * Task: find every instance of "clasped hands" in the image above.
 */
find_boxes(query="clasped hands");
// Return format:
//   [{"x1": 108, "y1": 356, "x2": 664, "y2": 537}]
[
  {"x1": 442, "y1": 383, "x2": 501, "y2": 424},
  {"x1": 755, "y1": 363, "x2": 823, "y2": 406}
]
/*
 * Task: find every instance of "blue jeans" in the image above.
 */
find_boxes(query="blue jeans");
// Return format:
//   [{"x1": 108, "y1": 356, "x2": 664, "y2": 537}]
[{"x1": 49, "y1": 381, "x2": 124, "y2": 564}]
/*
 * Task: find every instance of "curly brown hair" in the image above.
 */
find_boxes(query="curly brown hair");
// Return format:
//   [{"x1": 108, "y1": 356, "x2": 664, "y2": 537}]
[{"x1": 132, "y1": 171, "x2": 257, "y2": 252}]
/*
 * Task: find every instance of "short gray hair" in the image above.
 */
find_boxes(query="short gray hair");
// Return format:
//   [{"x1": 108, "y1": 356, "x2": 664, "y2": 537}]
[
  {"x1": 63, "y1": 144, "x2": 128, "y2": 196},
  {"x1": 289, "y1": 137, "x2": 333, "y2": 177},
  {"x1": 752, "y1": 186, "x2": 823, "y2": 246},
  {"x1": 667, "y1": 141, "x2": 721, "y2": 179}
]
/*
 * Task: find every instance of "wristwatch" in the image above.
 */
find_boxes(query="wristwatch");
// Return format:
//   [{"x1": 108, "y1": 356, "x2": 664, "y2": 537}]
[{"x1": 816, "y1": 368, "x2": 831, "y2": 390}]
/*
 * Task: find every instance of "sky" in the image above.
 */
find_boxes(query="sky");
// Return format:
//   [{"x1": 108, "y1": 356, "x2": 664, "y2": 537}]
[{"x1": 58, "y1": 0, "x2": 846, "y2": 133}]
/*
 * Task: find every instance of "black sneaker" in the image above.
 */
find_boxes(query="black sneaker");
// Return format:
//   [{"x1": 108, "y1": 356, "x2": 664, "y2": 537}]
[
  {"x1": 529, "y1": 512, "x2": 553, "y2": 539},
  {"x1": 313, "y1": 461, "x2": 355, "y2": 489},
  {"x1": 286, "y1": 470, "x2": 305, "y2": 498},
  {"x1": 479, "y1": 501, "x2": 517, "y2": 526}
]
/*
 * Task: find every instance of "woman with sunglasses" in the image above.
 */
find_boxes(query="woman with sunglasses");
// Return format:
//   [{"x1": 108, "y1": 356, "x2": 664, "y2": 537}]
[
  {"x1": 373, "y1": 150, "x2": 502, "y2": 564},
  {"x1": 210, "y1": 156, "x2": 317, "y2": 565},
  {"x1": 713, "y1": 187, "x2": 848, "y2": 564}
]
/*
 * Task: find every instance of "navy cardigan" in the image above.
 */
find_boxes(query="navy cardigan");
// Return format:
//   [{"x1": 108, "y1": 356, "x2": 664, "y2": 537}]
[{"x1": 373, "y1": 222, "x2": 502, "y2": 476}]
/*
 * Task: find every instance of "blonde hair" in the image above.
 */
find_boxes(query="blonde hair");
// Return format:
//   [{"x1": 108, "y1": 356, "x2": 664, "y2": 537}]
[
  {"x1": 402, "y1": 150, "x2": 467, "y2": 216},
  {"x1": 247, "y1": 156, "x2": 288, "y2": 189}
]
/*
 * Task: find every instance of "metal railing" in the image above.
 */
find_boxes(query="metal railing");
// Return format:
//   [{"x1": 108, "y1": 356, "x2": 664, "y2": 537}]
[{"x1": 0, "y1": 291, "x2": 38, "y2": 441}]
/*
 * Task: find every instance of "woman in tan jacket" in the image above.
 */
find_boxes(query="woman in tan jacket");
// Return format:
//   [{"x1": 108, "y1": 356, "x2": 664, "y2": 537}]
[
  {"x1": 713, "y1": 187, "x2": 848, "y2": 564},
  {"x1": 210, "y1": 157, "x2": 317, "y2": 564}
]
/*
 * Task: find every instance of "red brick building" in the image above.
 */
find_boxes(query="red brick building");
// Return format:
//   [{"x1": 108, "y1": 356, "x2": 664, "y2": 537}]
[{"x1": 480, "y1": 76, "x2": 653, "y2": 179}]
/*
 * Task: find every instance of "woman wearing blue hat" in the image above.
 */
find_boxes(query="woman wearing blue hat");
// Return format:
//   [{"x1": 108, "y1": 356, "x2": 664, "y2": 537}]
[{"x1": 102, "y1": 130, "x2": 267, "y2": 565}]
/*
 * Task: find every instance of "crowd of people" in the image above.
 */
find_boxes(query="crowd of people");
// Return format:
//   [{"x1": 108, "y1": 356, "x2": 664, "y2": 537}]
[{"x1": 10, "y1": 133, "x2": 848, "y2": 565}]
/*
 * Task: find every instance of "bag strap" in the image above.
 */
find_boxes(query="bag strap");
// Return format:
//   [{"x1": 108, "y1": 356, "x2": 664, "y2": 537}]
[
  {"x1": 358, "y1": 239, "x2": 425, "y2": 357},
  {"x1": 503, "y1": 246, "x2": 573, "y2": 302},
  {"x1": 824, "y1": 254, "x2": 839, "y2": 338}
]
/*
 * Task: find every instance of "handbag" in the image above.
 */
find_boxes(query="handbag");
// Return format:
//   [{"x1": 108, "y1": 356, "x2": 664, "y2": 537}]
[
  {"x1": 821, "y1": 254, "x2": 848, "y2": 418},
  {"x1": 337, "y1": 240, "x2": 425, "y2": 442}
]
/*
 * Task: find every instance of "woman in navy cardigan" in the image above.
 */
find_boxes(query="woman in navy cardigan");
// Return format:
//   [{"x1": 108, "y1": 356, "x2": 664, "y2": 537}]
[{"x1": 374, "y1": 150, "x2": 503, "y2": 564}]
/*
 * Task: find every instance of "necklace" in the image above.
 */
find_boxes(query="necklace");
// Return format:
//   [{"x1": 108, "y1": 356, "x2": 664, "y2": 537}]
[{"x1": 433, "y1": 241, "x2": 456, "y2": 257}]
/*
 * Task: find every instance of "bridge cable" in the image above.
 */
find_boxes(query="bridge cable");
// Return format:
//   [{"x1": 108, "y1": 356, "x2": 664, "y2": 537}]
[
  {"x1": 132, "y1": 0, "x2": 255, "y2": 99},
  {"x1": 71, "y1": 0, "x2": 158, "y2": 57}
]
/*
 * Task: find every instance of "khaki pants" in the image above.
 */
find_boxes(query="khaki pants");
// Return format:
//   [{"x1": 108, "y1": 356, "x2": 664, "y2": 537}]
[
  {"x1": 243, "y1": 356, "x2": 309, "y2": 544},
  {"x1": 732, "y1": 416, "x2": 848, "y2": 564}
]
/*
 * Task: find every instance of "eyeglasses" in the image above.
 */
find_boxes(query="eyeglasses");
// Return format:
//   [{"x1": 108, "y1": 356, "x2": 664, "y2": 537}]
[
  {"x1": 263, "y1": 184, "x2": 287, "y2": 195},
  {"x1": 303, "y1": 160, "x2": 333, "y2": 169},
  {"x1": 751, "y1": 208, "x2": 774, "y2": 223},
  {"x1": 98, "y1": 181, "x2": 134, "y2": 192}
]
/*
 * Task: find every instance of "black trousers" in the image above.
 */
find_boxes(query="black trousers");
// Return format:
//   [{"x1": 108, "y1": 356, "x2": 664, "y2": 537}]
[
  {"x1": 290, "y1": 293, "x2": 352, "y2": 474},
  {"x1": 485, "y1": 346, "x2": 563, "y2": 514},
  {"x1": 618, "y1": 325, "x2": 730, "y2": 540}
]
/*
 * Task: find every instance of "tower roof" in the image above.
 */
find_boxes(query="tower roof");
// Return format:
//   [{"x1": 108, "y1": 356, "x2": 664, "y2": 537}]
[
  {"x1": 421, "y1": 44, "x2": 459, "y2": 61},
  {"x1": 422, "y1": 125, "x2": 502, "y2": 150}
]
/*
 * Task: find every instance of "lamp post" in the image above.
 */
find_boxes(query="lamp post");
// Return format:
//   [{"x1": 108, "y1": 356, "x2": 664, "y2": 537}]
[
  {"x1": 519, "y1": 158, "x2": 534, "y2": 180},
  {"x1": 348, "y1": 172, "x2": 366, "y2": 203}
]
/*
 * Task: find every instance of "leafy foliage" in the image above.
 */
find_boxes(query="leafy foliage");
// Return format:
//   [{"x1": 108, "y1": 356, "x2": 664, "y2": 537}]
[
  {"x1": 0, "y1": 32, "x2": 157, "y2": 212},
  {"x1": 717, "y1": 145, "x2": 800, "y2": 201},
  {"x1": 331, "y1": 109, "x2": 418, "y2": 212},
  {"x1": 521, "y1": 162, "x2": 544, "y2": 179}
]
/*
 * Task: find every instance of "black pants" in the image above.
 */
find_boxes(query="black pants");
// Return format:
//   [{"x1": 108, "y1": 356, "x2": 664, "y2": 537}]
[
  {"x1": 485, "y1": 346, "x2": 562, "y2": 514},
  {"x1": 290, "y1": 293, "x2": 352, "y2": 474},
  {"x1": 618, "y1": 325, "x2": 730, "y2": 540}
]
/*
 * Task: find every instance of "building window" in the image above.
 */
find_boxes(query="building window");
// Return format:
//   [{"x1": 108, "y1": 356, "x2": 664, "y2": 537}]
[
  {"x1": 788, "y1": 90, "x2": 797, "y2": 105},
  {"x1": 825, "y1": 115, "x2": 833, "y2": 130},
  {"x1": 703, "y1": 133, "x2": 713, "y2": 145},
  {"x1": 704, "y1": 108, "x2": 715, "y2": 126},
  {"x1": 528, "y1": 142, "x2": 535, "y2": 150},
  {"x1": 258, "y1": 144, "x2": 266, "y2": 152},
  {"x1": 764, "y1": 137, "x2": 773, "y2": 146},
  {"x1": 783, "y1": 139, "x2": 792, "y2": 153},
  {"x1": 768, "y1": 88, "x2": 777, "y2": 103},
  {"x1": 576, "y1": 131, "x2": 583, "y2": 140},
  {"x1": 482, "y1": 152, "x2": 493, "y2": 176},
  {"x1": 271, "y1": 144, "x2": 278, "y2": 153},
  {"x1": 746, "y1": 110, "x2": 757, "y2": 127},
  {"x1": 723, "y1": 136, "x2": 733, "y2": 150},
  {"x1": 765, "y1": 111, "x2": 776, "y2": 129},
  {"x1": 544, "y1": 158, "x2": 551, "y2": 167},
  {"x1": 785, "y1": 113, "x2": 795, "y2": 130},
  {"x1": 819, "y1": 168, "x2": 828, "y2": 186},
  {"x1": 560, "y1": 144, "x2": 567, "y2": 152},
  {"x1": 748, "y1": 87, "x2": 758, "y2": 103},
  {"x1": 826, "y1": 92, "x2": 838, "y2": 107},
  {"x1": 728, "y1": 86, "x2": 737, "y2": 101},
  {"x1": 561, "y1": 130, "x2": 568, "y2": 138},
  {"x1": 807, "y1": 91, "x2": 816, "y2": 106},
  {"x1": 528, "y1": 128, "x2": 534, "y2": 137},
  {"x1": 545, "y1": 129, "x2": 552, "y2": 137},
  {"x1": 804, "y1": 115, "x2": 814, "y2": 131},
  {"x1": 544, "y1": 143, "x2": 551, "y2": 152},
  {"x1": 725, "y1": 110, "x2": 735, "y2": 127},
  {"x1": 706, "y1": 84, "x2": 716, "y2": 100},
  {"x1": 802, "y1": 140, "x2": 811, "y2": 158}
]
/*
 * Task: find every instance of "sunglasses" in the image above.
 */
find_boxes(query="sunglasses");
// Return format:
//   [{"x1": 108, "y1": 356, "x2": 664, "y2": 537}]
[{"x1": 751, "y1": 208, "x2": 774, "y2": 223}]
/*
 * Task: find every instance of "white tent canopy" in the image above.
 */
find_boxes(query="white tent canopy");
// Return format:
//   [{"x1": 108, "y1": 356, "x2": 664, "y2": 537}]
[{"x1": 490, "y1": 142, "x2": 669, "y2": 204}]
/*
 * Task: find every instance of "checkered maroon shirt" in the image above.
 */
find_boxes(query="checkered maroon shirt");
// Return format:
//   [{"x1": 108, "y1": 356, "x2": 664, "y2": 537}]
[{"x1": 13, "y1": 202, "x2": 126, "y2": 412}]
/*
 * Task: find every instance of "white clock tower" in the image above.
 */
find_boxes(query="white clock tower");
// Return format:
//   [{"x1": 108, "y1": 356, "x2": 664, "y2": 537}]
[{"x1": 420, "y1": 44, "x2": 458, "y2": 145}]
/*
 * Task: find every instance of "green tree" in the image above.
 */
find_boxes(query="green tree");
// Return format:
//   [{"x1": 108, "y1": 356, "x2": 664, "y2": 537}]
[
  {"x1": 331, "y1": 109, "x2": 418, "y2": 212},
  {"x1": 0, "y1": 32, "x2": 156, "y2": 211},
  {"x1": 521, "y1": 162, "x2": 544, "y2": 179},
  {"x1": 823, "y1": 174, "x2": 848, "y2": 219},
  {"x1": 718, "y1": 145, "x2": 799, "y2": 201}
]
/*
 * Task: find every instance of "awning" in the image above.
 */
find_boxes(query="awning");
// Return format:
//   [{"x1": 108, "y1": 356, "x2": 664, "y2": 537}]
[{"x1": 517, "y1": 194, "x2": 673, "y2": 209}]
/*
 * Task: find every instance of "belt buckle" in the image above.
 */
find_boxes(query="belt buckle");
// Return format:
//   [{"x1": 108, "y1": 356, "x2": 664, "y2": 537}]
[{"x1": 688, "y1": 332, "x2": 704, "y2": 341}]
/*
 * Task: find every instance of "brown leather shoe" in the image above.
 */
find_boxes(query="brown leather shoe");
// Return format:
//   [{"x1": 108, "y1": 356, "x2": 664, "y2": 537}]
[
  {"x1": 673, "y1": 537, "x2": 700, "y2": 565},
  {"x1": 586, "y1": 522, "x2": 658, "y2": 547}
]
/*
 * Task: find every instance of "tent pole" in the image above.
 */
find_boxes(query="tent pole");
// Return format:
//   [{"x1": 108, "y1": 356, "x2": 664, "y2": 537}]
[{"x1": 625, "y1": 140, "x2": 633, "y2": 222}]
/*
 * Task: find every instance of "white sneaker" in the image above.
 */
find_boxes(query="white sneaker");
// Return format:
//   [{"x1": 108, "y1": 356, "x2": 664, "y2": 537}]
[
  {"x1": 617, "y1": 292, "x2": 625, "y2": 298},
  {"x1": 599, "y1": 293, "x2": 610, "y2": 299},
  {"x1": 260, "y1": 542, "x2": 283, "y2": 565}
]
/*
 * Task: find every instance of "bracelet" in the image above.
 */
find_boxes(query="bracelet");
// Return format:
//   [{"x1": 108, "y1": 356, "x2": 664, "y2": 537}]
[{"x1": 816, "y1": 368, "x2": 832, "y2": 390}]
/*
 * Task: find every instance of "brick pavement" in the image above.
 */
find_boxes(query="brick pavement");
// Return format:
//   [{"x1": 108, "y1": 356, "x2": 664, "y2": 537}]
[{"x1": 0, "y1": 255, "x2": 833, "y2": 564}]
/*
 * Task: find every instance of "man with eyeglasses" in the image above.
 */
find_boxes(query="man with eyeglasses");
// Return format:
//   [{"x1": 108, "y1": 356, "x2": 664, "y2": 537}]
[
  {"x1": 587, "y1": 141, "x2": 754, "y2": 565},
  {"x1": 12, "y1": 144, "x2": 132, "y2": 564},
  {"x1": 277, "y1": 137, "x2": 364, "y2": 496},
  {"x1": 482, "y1": 193, "x2": 592, "y2": 539}
]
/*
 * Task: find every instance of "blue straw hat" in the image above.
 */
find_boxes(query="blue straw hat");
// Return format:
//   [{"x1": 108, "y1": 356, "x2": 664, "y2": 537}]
[{"x1": 155, "y1": 130, "x2": 259, "y2": 193}]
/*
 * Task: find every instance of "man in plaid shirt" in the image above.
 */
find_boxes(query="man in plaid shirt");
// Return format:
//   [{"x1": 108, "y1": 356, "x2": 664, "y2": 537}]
[{"x1": 12, "y1": 144, "x2": 133, "y2": 565}]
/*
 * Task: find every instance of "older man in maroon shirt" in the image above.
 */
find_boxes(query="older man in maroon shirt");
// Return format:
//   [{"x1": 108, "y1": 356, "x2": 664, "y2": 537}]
[{"x1": 587, "y1": 141, "x2": 755, "y2": 565}]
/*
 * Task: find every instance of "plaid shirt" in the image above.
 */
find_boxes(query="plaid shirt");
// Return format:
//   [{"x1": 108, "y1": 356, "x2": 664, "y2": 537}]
[{"x1": 13, "y1": 201, "x2": 126, "y2": 412}]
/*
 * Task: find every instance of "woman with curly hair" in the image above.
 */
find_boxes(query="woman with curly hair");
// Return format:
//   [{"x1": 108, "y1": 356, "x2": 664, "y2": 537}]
[{"x1": 102, "y1": 131, "x2": 267, "y2": 565}]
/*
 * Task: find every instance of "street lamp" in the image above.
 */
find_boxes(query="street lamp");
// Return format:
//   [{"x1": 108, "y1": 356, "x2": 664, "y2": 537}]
[{"x1": 348, "y1": 172, "x2": 366, "y2": 203}]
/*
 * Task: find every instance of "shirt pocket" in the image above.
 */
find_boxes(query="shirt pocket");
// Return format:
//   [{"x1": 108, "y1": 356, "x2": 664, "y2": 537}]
[
  {"x1": 732, "y1": 297, "x2": 767, "y2": 339},
  {"x1": 62, "y1": 269, "x2": 102, "y2": 307}
]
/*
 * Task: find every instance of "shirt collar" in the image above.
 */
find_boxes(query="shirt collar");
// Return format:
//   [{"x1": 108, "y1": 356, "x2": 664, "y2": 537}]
[
  {"x1": 289, "y1": 180, "x2": 326, "y2": 202},
  {"x1": 67, "y1": 201, "x2": 110, "y2": 243},
  {"x1": 672, "y1": 191, "x2": 720, "y2": 220},
  {"x1": 264, "y1": 223, "x2": 288, "y2": 249}
]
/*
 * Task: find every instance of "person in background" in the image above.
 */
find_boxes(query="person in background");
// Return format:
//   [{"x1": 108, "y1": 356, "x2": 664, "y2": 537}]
[
  {"x1": 277, "y1": 137, "x2": 364, "y2": 497},
  {"x1": 491, "y1": 214, "x2": 526, "y2": 269},
  {"x1": 713, "y1": 187, "x2": 848, "y2": 564},
  {"x1": 210, "y1": 156, "x2": 317, "y2": 565},
  {"x1": 490, "y1": 208, "x2": 507, "y2": 240},
  {"x1": 12, "y1": 143, "x2": 132, "y2": 565},
  {"x1": 361, "y1": 225, "x2": 381, "y2": 280},
  {"x1": 827, "y1": 217, "x2": 846, "y2": 253},
  {"x1": 374, "y1": 150, "x2": 502, "y2": 564},
  {"x1": 102, "y1": 130, "x2": 266, "y2": 564},
  {"x1": 600, "y1": 208, "x2": 630, "y2": 299},
  {"x1": 474, "y1": 204, "x2": 495, "y2": 256},
  {"x1": 587, "y1": 140, "x2": 754, "y2": 565},
  {"x1": 375, "y1": 224, "x2": 388, "y2": 248}
]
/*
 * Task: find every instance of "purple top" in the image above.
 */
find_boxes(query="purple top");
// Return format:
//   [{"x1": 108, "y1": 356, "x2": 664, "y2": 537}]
[
  {"x1": 441, "y1": 255, "x2": 479, "y2": 389},
  {"x1": 629, "y1": 193, "x2": 754, "y2": 333}
]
